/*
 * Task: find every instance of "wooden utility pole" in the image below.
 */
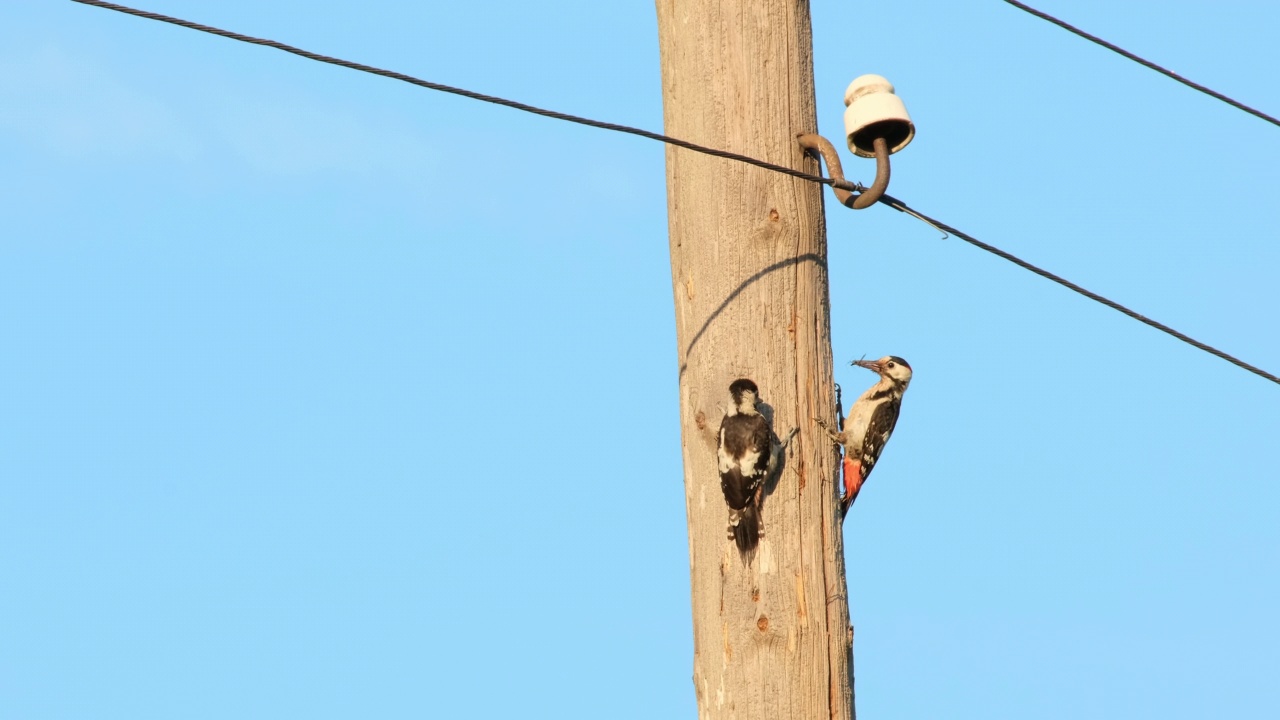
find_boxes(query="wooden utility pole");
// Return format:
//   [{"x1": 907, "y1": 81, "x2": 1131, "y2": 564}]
[{"x1": 655, "y1": 2, "x2": 855, "y2": 719}]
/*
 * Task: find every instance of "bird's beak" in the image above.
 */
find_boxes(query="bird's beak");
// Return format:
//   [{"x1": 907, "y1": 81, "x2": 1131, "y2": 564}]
[{"x1": 852, "y1": 358, "x2": 884, "y2": 374}]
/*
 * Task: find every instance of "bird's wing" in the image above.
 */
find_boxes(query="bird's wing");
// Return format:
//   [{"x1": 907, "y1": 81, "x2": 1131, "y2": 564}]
[
  {"x1": 748, "y1": 415, "x2": 771, "y2": 478},
  {"x1": 719, "y1": 414, "x2": 766, "y2": 508},
  {"x1": 859, "y1": 396, "x2": 902, "y2": 481}
]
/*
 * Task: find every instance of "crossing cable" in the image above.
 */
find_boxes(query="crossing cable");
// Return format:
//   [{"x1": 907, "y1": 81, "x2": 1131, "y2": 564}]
[
  {"x1": 876, "y1": 195, "x2": 1280, "y2": 385},
  {"x1": 71, "y1": 0, "x2": 1280, "y2": 386},
  {"x1": 1003, "y1": 0, "x2": 1280, "y2": 129},
  {"x1": 69, "y1": 0, "x2": 863, "y2": 194}
]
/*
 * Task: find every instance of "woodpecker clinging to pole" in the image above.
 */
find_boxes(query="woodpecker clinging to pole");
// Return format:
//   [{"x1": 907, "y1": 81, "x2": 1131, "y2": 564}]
[
  {"x1": 717, "y1": 378, "x2": 798, "y2": 562},
  {"x1": 817, "y1": 356, "x2": 912, "y2": 518}
]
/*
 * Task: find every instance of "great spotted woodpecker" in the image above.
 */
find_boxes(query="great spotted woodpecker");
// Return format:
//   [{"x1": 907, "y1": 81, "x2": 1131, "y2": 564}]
[
  {"x1": 717, "y1": 378, "x2": 798, "y2": 561},
  {"x1": 817, "y1": 356, "x2": 912, "y2": 518}
]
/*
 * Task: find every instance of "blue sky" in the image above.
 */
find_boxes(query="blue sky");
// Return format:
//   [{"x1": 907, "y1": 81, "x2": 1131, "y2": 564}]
[{"x1": 3, "y1": 1, "x2": 1278, "y2": 718}]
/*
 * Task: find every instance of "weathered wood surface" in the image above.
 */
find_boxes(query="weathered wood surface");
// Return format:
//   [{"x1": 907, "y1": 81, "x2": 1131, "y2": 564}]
[{"x1": 655, "y1": 1, "x2": 855, "y2": 718}]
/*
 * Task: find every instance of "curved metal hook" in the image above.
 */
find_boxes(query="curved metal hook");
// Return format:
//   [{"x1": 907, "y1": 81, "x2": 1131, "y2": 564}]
[{"x1": 796, "y1": 133, "x2": 890, "y2": 210}]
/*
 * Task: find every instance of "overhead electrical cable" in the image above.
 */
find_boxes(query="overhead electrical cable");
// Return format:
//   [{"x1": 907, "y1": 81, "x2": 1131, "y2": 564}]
[
  {"x1": 71, "y1": 0, "x2": 1280, "y2": 386},
  {"x1": 69, "y1": 0, "x2": 862, "y2": 194},
  {"x1": 876, "y1": 195, "x2": 1280, "y2": 385},
  {"x1": 1003, "y1": 0, "x2": 1280, "y2": 129}
]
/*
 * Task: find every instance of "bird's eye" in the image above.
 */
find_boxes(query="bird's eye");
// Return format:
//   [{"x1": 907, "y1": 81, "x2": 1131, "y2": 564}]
[{"x1": 887, "y1": 362, "x2": 895, "y2": 368}]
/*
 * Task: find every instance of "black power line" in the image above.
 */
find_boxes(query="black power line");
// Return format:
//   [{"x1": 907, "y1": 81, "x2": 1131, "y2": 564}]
[
  {"x1": 69, "y1": 0, "x2": 862, "y2": 194},
  {"x1": 71, "y1": 0, "x2": 1280, "y2": 387},
  {"x1": 1003, "y1": 0, "x2": 1280, "y2": 129},
  {"x1": 877, "y1": 196, "x2": 1280, "y2": 385}
]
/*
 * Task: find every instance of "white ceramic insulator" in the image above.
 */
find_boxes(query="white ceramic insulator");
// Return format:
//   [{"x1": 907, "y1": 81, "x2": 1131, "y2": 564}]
[{"x1": 843, "y1": 74, "x2": 915, "y2": 158}]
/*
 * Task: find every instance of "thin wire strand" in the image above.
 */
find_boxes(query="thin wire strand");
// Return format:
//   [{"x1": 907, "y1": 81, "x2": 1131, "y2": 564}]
[
  {"x1": 877, "y1": 195, "x2": 1280, "y2": 385},
  {"x1": 1003, "y1": 0, "x2": 1280, "y2": 128},
  {"x1": 69, "y1": 0, "x2": 862, "y2": 193},
  {"x1": 72, "y1": 0, "x2": 1280, "y2": 386}
]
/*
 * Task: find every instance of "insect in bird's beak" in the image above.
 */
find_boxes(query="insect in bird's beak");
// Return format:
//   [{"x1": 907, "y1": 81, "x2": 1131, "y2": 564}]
[{"x1": 852, "y1": 358, "x2": 883, "y2": 373}]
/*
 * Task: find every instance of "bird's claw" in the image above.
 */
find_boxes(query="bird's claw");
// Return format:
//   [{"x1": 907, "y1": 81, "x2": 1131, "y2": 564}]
[{"x1": 813, "y1": 417, "x2": 843, "y2": 443}]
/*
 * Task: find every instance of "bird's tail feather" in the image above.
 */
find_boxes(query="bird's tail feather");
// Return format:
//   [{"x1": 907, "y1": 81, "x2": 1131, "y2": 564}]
[
  {"x1": 840, "y1": 494, "x2": 856, "y2": 519},
  {"x1": 733, "y1": 505, "x2": 761, "y2": 563}
]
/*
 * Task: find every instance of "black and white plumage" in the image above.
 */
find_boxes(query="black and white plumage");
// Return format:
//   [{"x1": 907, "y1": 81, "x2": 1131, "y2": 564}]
[
  {"x1": 817, "y1": 356, "x2": 912, "y2": 518},
  {"x1": 717, "y1": 378, "x2": 797, "y2": 561}
]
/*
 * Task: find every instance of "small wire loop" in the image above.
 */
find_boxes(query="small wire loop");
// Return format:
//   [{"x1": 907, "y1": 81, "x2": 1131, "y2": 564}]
[{"x1": 796, "y1": 133, "x2": 890, "y2": 209}]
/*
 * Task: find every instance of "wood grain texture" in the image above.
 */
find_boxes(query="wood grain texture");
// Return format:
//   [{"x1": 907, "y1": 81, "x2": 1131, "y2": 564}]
[{"x1": 655, "y1": 2, "x2": 854, "y2": 718}]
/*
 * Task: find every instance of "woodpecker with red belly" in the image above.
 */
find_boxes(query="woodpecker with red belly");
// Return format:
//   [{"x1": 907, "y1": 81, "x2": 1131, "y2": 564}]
[
  {"x1": 817, "y1": 356, "x2": 912, "y2": 518},
  {"x1": 717, "y1": 378, "x2": 798, "y2": 562}
]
